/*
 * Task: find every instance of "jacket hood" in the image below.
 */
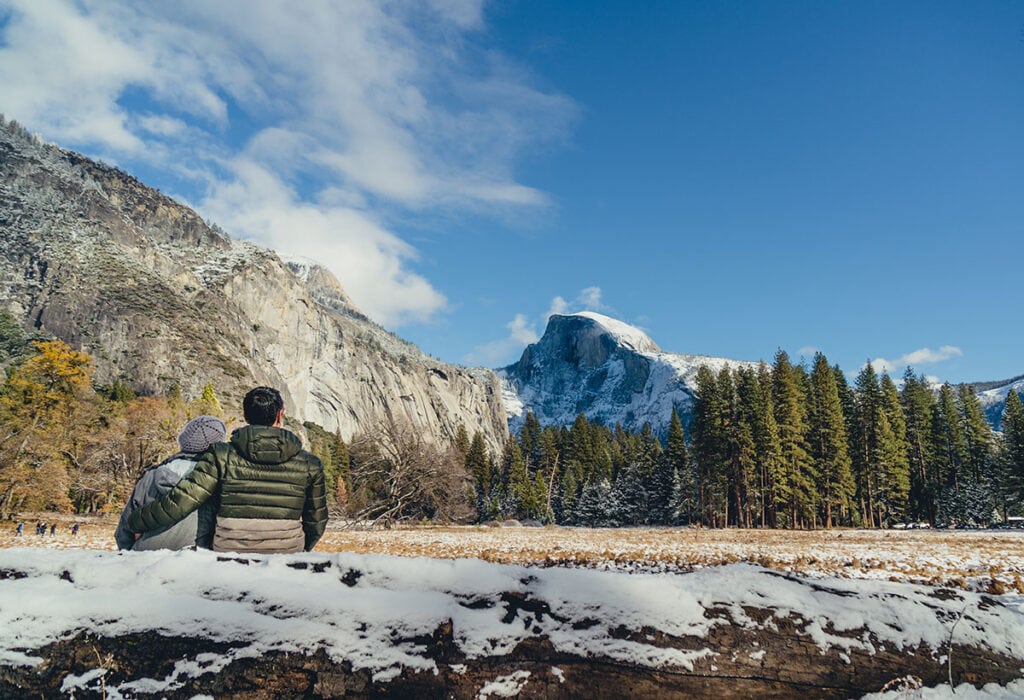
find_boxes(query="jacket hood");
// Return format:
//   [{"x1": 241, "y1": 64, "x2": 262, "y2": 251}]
[{"x1": 230, "y1": 425, "x2": 304, "y2": 465}]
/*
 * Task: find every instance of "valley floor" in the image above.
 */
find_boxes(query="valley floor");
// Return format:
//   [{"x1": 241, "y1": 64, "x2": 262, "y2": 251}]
[{"x1": 3, "y1": 515, "x2": 1023, "y2": 593}]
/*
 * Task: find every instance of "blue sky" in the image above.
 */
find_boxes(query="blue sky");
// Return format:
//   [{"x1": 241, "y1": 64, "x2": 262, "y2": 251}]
[{"x1": 1, "y1": 1, "x2": 1021, "y2": 383}]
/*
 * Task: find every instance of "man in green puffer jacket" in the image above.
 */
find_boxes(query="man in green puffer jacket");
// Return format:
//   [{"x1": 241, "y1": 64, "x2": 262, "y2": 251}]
[{"x1": 127, "y1": 386, "x2": 328, "y2": 553}]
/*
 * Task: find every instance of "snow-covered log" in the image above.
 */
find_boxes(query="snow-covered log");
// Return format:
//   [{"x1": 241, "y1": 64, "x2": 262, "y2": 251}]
[{"x1": 1, "y1": 549, "x2": 1022, "y2": 698}]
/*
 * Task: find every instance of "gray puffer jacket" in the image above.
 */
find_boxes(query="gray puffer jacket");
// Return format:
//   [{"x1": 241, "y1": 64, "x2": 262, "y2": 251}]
[{"x1": 114, "y1": 454, "x2": 216, "y2": 551}]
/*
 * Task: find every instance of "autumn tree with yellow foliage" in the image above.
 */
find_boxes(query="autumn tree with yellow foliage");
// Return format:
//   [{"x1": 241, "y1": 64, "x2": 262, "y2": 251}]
[{"x1": 0, "y1": 340, "x2": 93, "y2": 515}]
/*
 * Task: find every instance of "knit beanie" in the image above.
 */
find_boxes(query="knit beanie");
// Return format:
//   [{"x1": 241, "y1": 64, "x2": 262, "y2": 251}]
[{"x1": 177, "y1": 415, "x2": 227, "y2": 454}]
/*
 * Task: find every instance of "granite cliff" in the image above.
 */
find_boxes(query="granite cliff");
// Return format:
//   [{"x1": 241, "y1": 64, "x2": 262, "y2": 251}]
[{"x1": 0, "y1": 118, "x2": 507, "y2": 450}]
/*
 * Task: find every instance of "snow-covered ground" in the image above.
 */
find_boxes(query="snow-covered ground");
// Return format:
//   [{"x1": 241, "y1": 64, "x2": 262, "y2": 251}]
[
  {"x1": 3, "y1": 520, "x2": 1024, "y2": 697},
  {"x1": 1, "y1": 547, "x2": 1023, "y2": 698}
]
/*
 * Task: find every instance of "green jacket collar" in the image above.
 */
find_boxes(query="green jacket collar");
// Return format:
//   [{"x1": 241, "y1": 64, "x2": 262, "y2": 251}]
[{"x1": 230, "y1": 425, "x2": 303, "y2": 465}]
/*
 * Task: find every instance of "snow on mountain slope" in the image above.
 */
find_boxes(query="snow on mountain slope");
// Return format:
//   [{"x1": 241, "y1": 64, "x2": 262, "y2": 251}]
[
  {"x1": 500, "y1": 313, "x2": 756, "y2": 434},
  {"x1": 976, "y1": 375, "x2": 1024, "y2": 431}
]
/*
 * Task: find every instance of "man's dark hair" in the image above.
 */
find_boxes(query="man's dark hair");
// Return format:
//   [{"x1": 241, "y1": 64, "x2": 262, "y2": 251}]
[{"x1": 243, "y1": 386, "x2": 284, "y2": 426}]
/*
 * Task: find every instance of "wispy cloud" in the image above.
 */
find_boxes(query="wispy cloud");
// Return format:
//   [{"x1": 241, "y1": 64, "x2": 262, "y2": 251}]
[
  {"x1": 0, "y1": 0, "x2": 575, "y2": 327},
  {"x1": 867, "y1": 345, "x2": 964, "y2": 376},
  {"x1": 797, "y1": 346, "x2": 819, "y2": 357},
  {"x1": 546, "y1": 286, "x2": 610, "y2": 320},
  {"x1": 463, "y1": 314, "x2": 539, "y2": 367}
]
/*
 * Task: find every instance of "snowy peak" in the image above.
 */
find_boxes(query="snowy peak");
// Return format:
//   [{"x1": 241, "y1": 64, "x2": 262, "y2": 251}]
[
  {"x1": 501, "y1": 313, "x2": 753, "y2": 434},
  {"x1": 570, "y1": 312, "x2": 661, "y2": 354}
]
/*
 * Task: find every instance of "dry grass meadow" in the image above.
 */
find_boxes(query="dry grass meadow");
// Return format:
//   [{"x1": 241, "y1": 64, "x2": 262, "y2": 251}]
[{"x1": 4, "y1": 514, "x2": 1024, "y2": 594}]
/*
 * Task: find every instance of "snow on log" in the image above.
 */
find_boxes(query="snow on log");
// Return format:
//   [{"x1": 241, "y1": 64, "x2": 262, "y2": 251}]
[{"x1": 1, "y1": 549, "x2": 1022, "y2": 698}]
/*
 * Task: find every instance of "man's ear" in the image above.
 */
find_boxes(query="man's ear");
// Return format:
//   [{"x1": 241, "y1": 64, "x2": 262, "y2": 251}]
[{"x1": 275, "y1": 408, "x2": 285, "y2": 427}]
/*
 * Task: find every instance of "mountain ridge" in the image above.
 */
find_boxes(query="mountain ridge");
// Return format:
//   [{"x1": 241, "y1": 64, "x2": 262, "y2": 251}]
[
  {"x1": 0, "y1": 117, "x2": 508, "y2": 452},
  {"x1": 500, "y1": 311, "x2": 757, "y2": 435},
  {"x1": 501, "y1": 311, "x2": 1023, "y2": 434}
]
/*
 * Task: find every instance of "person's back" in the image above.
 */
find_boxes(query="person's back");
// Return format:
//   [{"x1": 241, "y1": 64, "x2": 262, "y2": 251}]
[
  {"x1": 208, "y1": 423, "x2": 324, "y2": 553},
  {"x1": 126, "y1": 387, "x2": 327, "y2": 554},
  {"x1": 114, "y1": 415, "x2": 226, "y2": 551}
]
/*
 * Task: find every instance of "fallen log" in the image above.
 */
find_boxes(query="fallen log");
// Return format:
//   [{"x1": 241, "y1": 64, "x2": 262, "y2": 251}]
[{"x1": 0, "y1": 550, "x2": 1021, "y2": 698}]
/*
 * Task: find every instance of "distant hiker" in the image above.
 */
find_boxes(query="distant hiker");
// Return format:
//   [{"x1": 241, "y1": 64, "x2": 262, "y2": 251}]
[
  {"x1": 71, "y1": 523, "x2": 79, "y2": 536},
  {"x1": 114, "y1": 415, "x2": 227, "y2": 551},
  {"x1": 127, "y1": 386, "x2": 327, "y2": 554},
  {"x1": 36, "y1": 522, "x2": 44, "y2": 536},
  {"x1": 15, "y1": 522, "x2": 23, "y2": 536},
  {"x1": 50, "y1": 523, "x2": 56, "y2": 536}
]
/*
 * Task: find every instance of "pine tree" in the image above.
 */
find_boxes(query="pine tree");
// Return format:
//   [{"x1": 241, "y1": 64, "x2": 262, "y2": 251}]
[
  {"x1": 501, "y1": 437, "x2": 533, "y2": 519},
  {"x1": 465, "y1": 432, "x2": 492, "y2": 518},
  {"x1": 453, "y1": 424, "x2": 470, "y2": 459},
  {"x1": 957, "y1": 383, "x2": 993, "y2": 485},
  {"x1": 900, "y1": 369, "x2": 937, "y2": 523},
  {"x1": 574, "y1": 478, "x2": 613, "y2": 526},
  {"x1": 660, "y1": 409, "x2": 692, "y2": 524},
  {"x1": 753, "y1": 362, "x2": 784, "y2": 527},
  {"x1": 773, "y1": 351, "x2": 816, "y2": 528},
  {"x1": 692, "y1": 365, "x2": 728, "y2": 527},
  {"x1": 852, "y1": 363, "x2": 882, "y2": 527},
  {"x1": 610, "y1": 461, "x2": 648, "y2": 526},
  {"x1": 997, "y1": 390, "x2": 1024, "y2": 517},
  {"x1": 931, "y1": 384, "x2": 968, "y2": 490},
  {"x1": 520, "y1": 412, "x2": 543, "y2": 469},
  {"x1": 878, "y1": 374, "x2": 911, "y2": 525},
  {"x1": 537, "y1": 427, "x2": 560, "y2": 522},
  {"x1": 731, "y1": 368, "x2": 760, "y2": 527},
  {"x1": 809, "y1": 353, "x2": 854, "y2": 527}
]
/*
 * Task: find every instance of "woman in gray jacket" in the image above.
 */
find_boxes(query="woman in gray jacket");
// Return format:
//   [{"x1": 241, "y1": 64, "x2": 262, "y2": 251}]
[{"x1": 114, "y1": 415, "x2": 227, "y2": 551}]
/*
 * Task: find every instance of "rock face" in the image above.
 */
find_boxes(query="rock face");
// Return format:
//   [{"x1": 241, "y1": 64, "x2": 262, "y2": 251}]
[
  {"x1": 0, "y1": 118, "x2": 507, "y2": 450},
  {"x1": 501, "y1": 312, "x2": 755, "y2": 435}
]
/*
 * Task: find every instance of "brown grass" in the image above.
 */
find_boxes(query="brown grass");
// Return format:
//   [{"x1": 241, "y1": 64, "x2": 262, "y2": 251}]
[{"x1": 4, "y1": 514, "x2": 1023, "y2": 592}]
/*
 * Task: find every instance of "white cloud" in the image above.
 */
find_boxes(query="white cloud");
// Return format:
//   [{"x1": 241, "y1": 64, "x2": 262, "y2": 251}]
[
  {"x1": 0, "y1": 0, "x2": 574, "y2": 327},
  {"x1": 463, "y1": 313, "x2": 539, "y2": 367},
  {"x1": 546, "y1": 296, "x2": 569, "y2": 319},
  {"x1": 867, "y1": 345, "x2": 963, "y2": 376},
  {"x1": 546, "y1": 286, "x2": 610, "y2": 320},
  {"x1": 797, "y1": 346, "x2": 819, "y2": 357},
  {"x1": 199, "y1": 157, "x2": 446, "y2": 327}
]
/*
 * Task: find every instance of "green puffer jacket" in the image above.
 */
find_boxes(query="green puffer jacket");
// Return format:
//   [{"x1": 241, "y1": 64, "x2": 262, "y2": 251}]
[{"x1": 126, "y1": 425, "x2": 328, "y2": 553}]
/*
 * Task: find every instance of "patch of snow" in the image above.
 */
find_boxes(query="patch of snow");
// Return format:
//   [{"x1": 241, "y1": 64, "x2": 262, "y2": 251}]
[
  {"x1": 478, "y1": 670, "x2": 531, "y2": 698},
  {"x1": 572, "y1": 312, "x2": 660, "y2": 353},
  {"x1": 860, "y1": 679, "x2": 1024, "y2": 699}
]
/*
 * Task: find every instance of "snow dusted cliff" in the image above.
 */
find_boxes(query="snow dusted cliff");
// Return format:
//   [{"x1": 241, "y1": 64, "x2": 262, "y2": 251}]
[
  {"x1": 0, "y1": 118, "x2": 507, "y2": 451},
  {"x1": 500, "y1": 311, "x2": 755, "y2": 434}
]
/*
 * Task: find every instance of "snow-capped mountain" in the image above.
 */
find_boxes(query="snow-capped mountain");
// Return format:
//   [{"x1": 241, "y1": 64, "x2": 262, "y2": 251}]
[
  {"x1": 975, "y1": 374, "x2": 1024, "y2": 431},
  {"x1": 500, "y1": 312, "x2": 755, "y2": 434}
]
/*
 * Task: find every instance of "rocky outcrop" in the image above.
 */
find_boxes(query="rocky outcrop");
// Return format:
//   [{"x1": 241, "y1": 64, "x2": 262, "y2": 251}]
[
  {"x1": 501, "y1": 312, "x2": 754, "y2": 435},
  {"x1": 0, "y1": 118, "x2": 506, "y2": 450}
]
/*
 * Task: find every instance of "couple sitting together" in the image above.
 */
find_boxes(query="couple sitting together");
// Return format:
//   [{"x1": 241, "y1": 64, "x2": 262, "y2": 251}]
[{"x1": 115, "y1": 386, "x2": 328, "y2": 554}]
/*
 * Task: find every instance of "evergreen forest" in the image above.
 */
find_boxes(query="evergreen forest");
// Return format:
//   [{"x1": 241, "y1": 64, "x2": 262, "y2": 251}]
[{"x1": 471, "y1": 350, "x2": 1024, "y2": 529}]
